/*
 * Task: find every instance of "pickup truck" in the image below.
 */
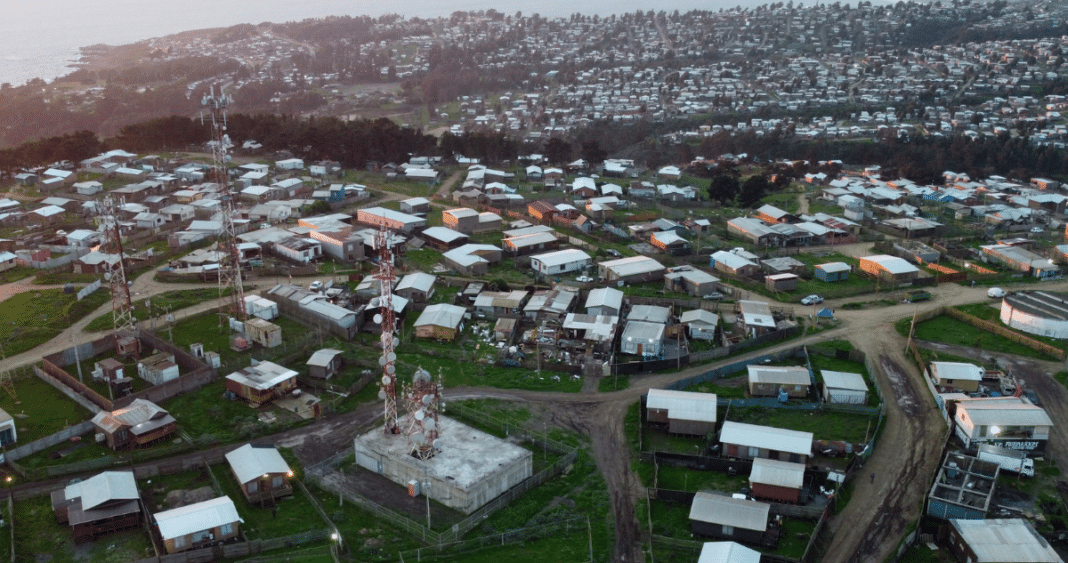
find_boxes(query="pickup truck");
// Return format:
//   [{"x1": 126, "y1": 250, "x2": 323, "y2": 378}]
[{"x1": 904, "y1": 290, "x2": 931, "y2": 303}]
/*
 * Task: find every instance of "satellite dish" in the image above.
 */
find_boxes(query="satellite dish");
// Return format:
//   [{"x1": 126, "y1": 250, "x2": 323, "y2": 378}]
[
  {"x1": 424, "y1": 418, "x2": 436, "y2": 431},
  {"x1": 381, "y1": 375, "x2": 391, "y2": 385},
  {"x1": 104, "y1": 272, "x2": 111, "y2": 281},
  {"x1": 373, "y1": 314, "x2": 383, "y2": 324},
  {"x1": 378, "y1": 390, "x2": 386, "y2": 400},
  {"x1": 415, "y1": 409, "x2": 425, "y2": 421},
  {"x1": 166, "y1": 315, "x2": 174, "y2": 323},
  {"x1": 387, "y1": 352, "x2": 397, "y2": 362},
  {"x1": 386, "y1": 365, "x2": 395, "y2": 374},
  {"x1": 393, "y1": 337, "x2": 401, "y2": 347},
  {"x1": 378, "y1": 356, "x2": 387, "y2": 366},
  {"x1": 433, "y1": 438, "x2": 442, "y2": 448},
  {"x1": 422, "y1": 394, "x2": 432, "y2": 405},
  {"x1": 413, "y1": 432, "x2": 425, "y2": 445}
]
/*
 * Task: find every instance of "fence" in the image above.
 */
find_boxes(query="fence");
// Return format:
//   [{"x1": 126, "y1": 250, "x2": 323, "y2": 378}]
[
  {"x1": 666, "y1": 345, "x2": 806, "y2": 391},
  {"x1": 396, "y1": 516, "x2": 588, "y2": 562},
  {"x1": 5, "y1": 494, "x2": 11, "y2": 563},
  {"x1": 647, "y1": 488, "x2": 826, "y2": 520},
  {"x1": 943, "y1": 306, "x2": 1066, "y2": 360},
  {"x1": 3, "y1": 420, "x2": 94, "y2": 462},
  {"x1": 120, "y1": 529, "x2": 332, "y2": 563}
]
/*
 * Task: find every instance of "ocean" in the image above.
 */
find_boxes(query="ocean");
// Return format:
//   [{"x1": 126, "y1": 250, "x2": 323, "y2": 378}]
[{"x1": 4, "y1": 0, "x2": 787, "y2": 87}]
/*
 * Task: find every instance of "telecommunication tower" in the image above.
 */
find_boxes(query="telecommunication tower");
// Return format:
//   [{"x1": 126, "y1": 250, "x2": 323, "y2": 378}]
[
  {"x1": 202, "y1": 86, "x2": 247, "y2": 321},
  {"x1": 374, "y1": 227, "x2": 400, "y2": 434},
  {"x1": 100, "y1": 196, "x2": 136, "y2": 336},
  {"x1": 402, "y1": 367, "x2": 443, "y2": 461}
]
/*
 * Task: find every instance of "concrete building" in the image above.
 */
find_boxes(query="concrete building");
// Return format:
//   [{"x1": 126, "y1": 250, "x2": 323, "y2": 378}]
[
  {"x1": 719, "y1": 421, "x2": 812, "y2": 463},
  {"x1": 927, "y1": 452, "x2": 999, "y2": 521},
  {"x1": 645, "y1": 389, "x2": 717, "y2": 436},
  {"x1": 353, "y1": 416, "x2": 532, "y2": 514},
  {"x1": 952, "y1": 396, "x2": 1051, "y2": 453}
]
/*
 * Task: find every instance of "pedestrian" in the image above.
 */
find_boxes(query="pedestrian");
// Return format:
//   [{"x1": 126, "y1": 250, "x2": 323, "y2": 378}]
[
  {"x1": 272, "y1": 507, "x2": 277, "y2": 518},
  {"x1": 870, "y1": 472, "x2": 875, "y2": 484}
]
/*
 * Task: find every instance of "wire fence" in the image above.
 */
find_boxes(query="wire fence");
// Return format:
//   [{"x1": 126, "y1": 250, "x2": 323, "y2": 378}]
[{"x1": 397, "y1": 516, "x2": 588, "y2": 562}]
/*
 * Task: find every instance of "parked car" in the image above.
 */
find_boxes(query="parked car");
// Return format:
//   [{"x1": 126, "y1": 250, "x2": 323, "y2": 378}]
[
  {"x1": 576, "y1": 275, "x2": 593, "y2": 283},
  {"x1": 309, "y1": 280, "x2": 323, "y2": 291},
  {"x1": 987, "y1": 287, "x2": 1006, "y2": 298},
  {"x1": 702, "y1": 292, "x2": 725, "y2": 300},
  {"x1": 1031, "y1": 226, "x2": 1044, "y2": 234},
  {"x1": 801, "y1": 294, "x2": 824, "y2": 305}
]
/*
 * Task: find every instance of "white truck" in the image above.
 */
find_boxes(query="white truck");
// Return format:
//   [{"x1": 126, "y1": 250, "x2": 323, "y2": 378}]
[{"x1": 977, "y1": 444, "x2": 1035, "y2": 477}]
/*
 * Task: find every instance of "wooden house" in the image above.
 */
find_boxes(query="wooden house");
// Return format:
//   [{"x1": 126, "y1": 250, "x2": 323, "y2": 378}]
[
  {"x1": 747, "y1": 365, "x2": 811, "y2": 398},
  {"x1": 224, "y1": 444, "x2": 294, "y2": 505},
  {"x1": 51, "y1": 471, "x2": 141, "y2": 543},
  {"x1": 90, "y1": 399, "x2": 177, "y2": 450},
  {"x1": 689, "y1": 493, "x2": 777, "y2": 547},
  {"x1": 225, "y1": 361, "x2": 298, "y2": 407},
  {"x1": 749, "y1": 458, "x2": 805, "y2": 504},
  {"x1": 153, "y1": 496, "x2": 241, "y2": 554},
  {"x1": 645, "y1": 389, "x2": 717, "y2": 436},
  {"x1": 719, "y1": 421, "x2": 812, "y2": 464},
  {"x1": 306, "y1": 348, "x2": 343, "y2": 380},
  {"x1": 413, "y1": 304, "x2": 466, "y2": 340}
]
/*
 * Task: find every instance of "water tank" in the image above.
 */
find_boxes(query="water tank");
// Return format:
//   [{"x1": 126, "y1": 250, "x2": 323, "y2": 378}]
[
  {"x1": 778, "y1": 389, "x2": 790, "y2": 403},
  {"x1": 94, "y1": 433, "x2": 105, "y2": 443}
]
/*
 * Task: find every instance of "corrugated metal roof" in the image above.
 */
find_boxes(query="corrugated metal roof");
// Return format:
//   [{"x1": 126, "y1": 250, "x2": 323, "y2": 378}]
[
  {"x1": 396, "y1": 272, "x2": 436, "y2": 293},
  {"x1": 585, "y1": 287, "x2": 623, "y2": 311},
  {"x1": 959, "y1": 398, "x2": 1054, "y2": 427},
  {"x1": 531, "y1": 248, "x2": 591, "y2": 268},
  {"x1": 688, "y1": 492, "x2": 769, "y2": 531},
  {"x1": 414, "y1": 304, "x2": 466, "y2": 329},
  {"x1": 154, "y1": 496, "x2": 242, "y2": 540},
  {"x1": 821, "y1": 371, "x2": 868, "y2": 392},
  {"x1": 307, "y1": 349, "x2": 342, "y2": 368},
  {"x1": 816, "y1": 262, "x2": 851, "y2": 273},
  {"x1": 750, "y1": 458, "x2": 805, "y2": 489},
  {"x1": 225, "y1": 444, "x2": 292, "y2": 485},
  {"x1": 226, "y1": 361, "x2": 297, "y2": 391},
  {"x1": 65, "y1": 471, "x2": 138, "y2": 511},
  {"x1": 747, "y1": 366, "x2": 810, "y2": 386},
  {"x1": 647, "y1": 389, "x2": 717, "y2": 424},
  {"x1": 719, "y1": 421, "x2": 813, "y2": 456},
  {"x1": 952, "y1": 519, "x2": 1062, "y2": 562},
  {"x1": 599, "y1": 256, "x2": 666, "y2": 277},
  {"x1": 860, "y1": 254, "x2": 918, "y2": 275},
  {"x1": 932, "y1": 362, "x2": 984, "y2": 382},
  {"x1": 698, "y1": 541, "x2": 761, "y2": 563}
]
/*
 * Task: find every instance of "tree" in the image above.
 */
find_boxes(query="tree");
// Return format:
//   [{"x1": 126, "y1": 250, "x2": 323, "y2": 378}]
[
  {"x1": 708, "y1": 173, "x2": 739, "y2": 204},
  {"x1": 738, "y1": 175, "x2": 771, "y2": 208},
  {"x1": 544, "y1": 137, "x2": 572, "y2": 166},
  {"x1": 580, "y1": 139, "x2": 607, "y2": 166}
]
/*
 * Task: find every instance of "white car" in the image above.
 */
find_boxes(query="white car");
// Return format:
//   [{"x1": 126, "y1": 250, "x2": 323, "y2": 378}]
[
  {"x1": 309, "y1": 280, "x2": 323, "y2": 291},
  {"x1": 988, "y1": 287, "x2": 1006, "y2": 298},
  {"x1": 576, "y1": 275, "x2": 593, "y2": 283},
  {"x1": 801, "y1": 295, "x2": 824, "y2": 305},
  {"x1": 1031, "y1": 227, "x2": 1044, "y2": 234}
]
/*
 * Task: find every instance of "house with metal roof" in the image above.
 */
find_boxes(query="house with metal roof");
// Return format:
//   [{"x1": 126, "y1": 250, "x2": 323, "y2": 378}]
[
  {"x1": 627, "y1": 305, "x2": 671, "y2": 324},
  {"x1": 356, "y1": 207, "x2": 427, "y2": 233},
  {"x1": 688, "y1": 492, "x2": 776, "y2": 547},
  {"x1": 930, "y1": 361, "x2": 984, "y2": 393},
  {"x1": 749, "y1": 458, "x2": 805, "y2": 504},
  {"x1": 821, "y1": 370, "x2": 869, "y2": 405},
  {"x1": 621, "y1": 321, "x2": 665, "y2": 357},
  {"x1": 680, "y1": 310, "x2": 720, "y2": 341},
  {"x1": 710, "y1": 250, "x2": 760, "y2": 277},
  {"x1": 530, "y1": 248, "x2": 592, "y2": 276},
  {"x1": 51, "y1": 471, "x2": 141, "y2": 543},
  {"x1": 646, "y1": 389, "x2": 717, "y2": 436},
  {"x1": 697, "y1": 542, "x2": 761, "y2": 563},
  {"x1": 474, "y1": 290, "x2": 529, "y2": 319},
  {"x1": 306, "y1": 348, "x2": 344, "y2": 379},
  {"x1": 442, "y1": 244, "x2": 502, "y2": 276},
  {"x1": 503, "y1": 231, "x2": 559, "y2": 255},
  {"x1": 747, "y1": 365, "x2": 811, "y2": 398},
  {"x1": 739, "y1": 300, "x2": 777, "y2": 338},
  {"x1": 395, "y1": 272, "x2": 436, "y2": 303},
  {"x1": 814, "y1": 262, "x2": 851, "y2": 282},
  {"x1": 421, "y1": 226, "x2": 469, "y2": 251},
  {"x1": 719, "y1": 421, "x2": 813, "y2": 463},
  {"x1": 664, "y1": 266, "x2": 720, "y2": 297},
  {"x1": 225, "y1": 361, "x2": 298, "y2": 408},
  {"x1": 225, "y1": 444, "x2": 294, "y2": 506},
  {"x1": 585, "y1": 287, "x2": 624, "y2": 317},
  {"x1": 952, "y1": 396, "x2": 1052, "y2": 453},
  {"x1": 598, "y1": 256, "x2": 666, "y2": 284},
  {"x1": 414, "y1": 304, "x2": 466, "y2": 341},
  {"x1": 442, "y1": 207, "x2": 480, "y2": 233},
  {"x1": 947, "y1": 519, "x2": 1063, "y2": 563},
  {"x1": 153, "y1": 496, "x2": 242, "y2": 554},
  {"x1": 858, "y1": 254, "x2": 919, "y2": 283},
  {"x1": 90, "y1": 399, "x2": 177, "y2": 450},
  {"x1": 523, "y1": 289, "x2": 579, "y2": 321},
  {"x1": 561, "y1": 313, "x2": 619, "y2": 351}
]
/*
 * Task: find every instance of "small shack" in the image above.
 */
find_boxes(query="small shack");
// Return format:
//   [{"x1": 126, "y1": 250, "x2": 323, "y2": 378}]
[
  {"x1": 689, "y1": 493, "x2": 775, "y2": 547},
  {"x1": 306, "y1": 348, "x2": 343, "y2": 380},
  {"x1": 645, "y1": 389, "x2": 717, "y2": 436},
  {"x1": 814, "y1": 262, "x2": 850, "y2": 282},
  {"x1": 749, "y1": 458, "x2": 805, "y2": 504},
  {"x1": 136, "y1": 351, "x2": 179, "y2": 385},
  {"x1": 225, "y1": 443, "x2": 294, "y2": 505},
  {"x1": 764, "y1": 273, "x2": 799, "y2": 292},
  {"x1": 821, "y1": 370, "x2": 869, "y2": 405},
  {"x1": 747, "y1": 365, "x2": 811, "y2": 398},
  {"x1": 225, "y1": 361, "x2": 298, "y2": 407},
  {"x1": 244, "y1": 318, "x2": 282, "y2": 349}
]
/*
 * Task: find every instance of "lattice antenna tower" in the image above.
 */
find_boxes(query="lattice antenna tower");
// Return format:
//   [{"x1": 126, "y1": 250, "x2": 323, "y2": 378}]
[
  {"x1": 100, "y1": 196, "x2": 136, "y2": 336},
  {"x1": 374, "y1": 227, "x2": 400, "y2": 434},
  {"x1": 402, "y1": 367, "x2": 443, "y2": 461},
  {"x1": 202, "y1": 85, "x2": 247, "y2": 321}
]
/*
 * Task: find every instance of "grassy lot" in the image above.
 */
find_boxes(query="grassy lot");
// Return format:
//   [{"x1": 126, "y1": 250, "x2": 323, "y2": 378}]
[
  {"x1": 31, "y1": 272, "x2": 102, "y2": 285},
  {"x1": 306, "y1": 483, "x2": 424, "y2": 562},
  {"x1": 599, "y1": 373, "x2": 631, "y2": 392},
  {"x1": 898, "y1": 313, "x2": 1052, "y2": 360},
  {"x1": 3, "y1": 374, "x2": 93, "y2": 442},
  {"x1": 726, "y1": 406, "x2": 877, "y2": 443},
  {"x1": 650, "y1": 464, "x2": 748, "y2": 493},
  {"x1": 68, "y1": 352, "x2": 154, "y2": 398},
  {"x1": 0, "y1": 289, "x2": 109, "y2": 356},
  {"x1": 956, "y1": 301, "x2": 1068, "y2": 354},
  {"x1": 687, "y1": 372, "x2": 747, "y2": 398},
  {"x1": 808, "y1": 346, "x2": 879, "y2": 407},
  {"x1": 402, "y1": 248, "x2": 444, "y2": 272},
  {"x1": 160, "y1": 378, "x2": 294, "y2": 441},
  {"x1": 84, "y1": 288, "x2": 227, "y2": 332},
  {"x1": 13, "y1": 495, "x2": 155, "y2": 563},
  {"x1": 0, "y1": 266, "x2": 37, "y2": 284},
  {"x1": 140, "y1": 467, "x2": 217, "y2": 512}
]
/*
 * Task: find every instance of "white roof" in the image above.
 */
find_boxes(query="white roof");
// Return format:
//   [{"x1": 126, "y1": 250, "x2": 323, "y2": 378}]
[
  {"x1": 64, "y1": 471, "x2": 138, "y2": 510},
  {"x1": 647, "y1": 389, "x2": 717, "y2": 423},
  {"x1": 32, "y1": 205, "x2": 65, "y2": 217},
  {"x1": 225, "y1": 361, "x2": 297, "y2": 391},
  {"x1": 422, "y1": 226, "x2": 467, "y2": 244},
  {"x1": 689, "y1": 492, "x2": 769, "y2": 531},
  {"x1": 719, "y1": 421, "x2": 813, "y2": 456},
  {"x1": 414, "y1": 303, "x2": 466, "y2": 329},
  {"x1": 747, "y1": 365, "x2": 810, "y2": 386},
  {"x1": 749, "y1": 458, "x2": 805, "y2": 489},
  {"x1": 154, "y1": 496, "x2": 241, "y2": 540},
  {"x1": 600, "y1": 255, "x2": 665, "y2": 277},
  {"x1": 225, "y1": 444, "x2": 292, "y2": 484},
  {"x1": 306, "y1": 348, "x2": 342, "y2": 368},
  {"x1": 585, "y1": 287, "x2": 624, "y2": 311},
  {"x1": 445, "y1": 207, "x2": 479, "y2": 219},
  {"x1": 680, "y1": 309, "x2": 719, "y2": 327},
  {"x1": 739, "y1": 300, "x2": 776, "y2": 328},
  {"x1": 711, "y1": 250, "x2": 757, "y2": 271},
  {"x1": 860, "y1": 254, "x2": 919, "y2": 275},
  {"x1": 951, "y1": 519, "x2": 1062, "y2": 562},
  {"x1": 396, "y1": 272, "x2": 436, "y2": 293},
  {"x1": 359, "y1": 206, "x2": 425, "y2": 225},
  {"x1": 402, "y1": 197, "x2": 430, "y2": 206},
  {"x1": 817, "y1": 262, "x2": 851, "y2": 273},
  {"x1": 698, "y1": 542, "x2": 761, "y2": 563},
  {"x1": 821, "y1": 371, "x2": 868, "y2": 392},
  {"x1": 622, "y1": 320, "x2": 665, "y2": 343},
  {"x1": 532, "y1": 248, "x2": 591, "y2": 267},
  {"x1": 932, "y1": 361, "x2": 984, "y2": 382},
  {"x1": 562, "y1": 313, "x2": 619, "y2": 342},
  {"x1": 957, "y1": 397, "x2": 1054, "y2": 427}
]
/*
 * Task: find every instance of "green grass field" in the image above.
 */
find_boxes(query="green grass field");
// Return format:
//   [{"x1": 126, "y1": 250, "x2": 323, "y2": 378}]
[
  {"x1": 84, "y1": 288, "x2": 227, "y2": 332},
  {"x1": 902, "y1": 314, "x2": 1052, "y2": 360},
  {"x1": 726, "y1": 406, "x2": 876, "y2": 443},
  {"x1": 2, "y1": 374, "x2": 93, "y2": 442},
  {"x1": 0, "y1": 289, "x2": 109, "y2": 356},
  {"x1": 212, "y1": 468, "x2": 327, "y2": 540},
  {"x1": 12, "y1": 495, "x2": 155, "y2": 563}
]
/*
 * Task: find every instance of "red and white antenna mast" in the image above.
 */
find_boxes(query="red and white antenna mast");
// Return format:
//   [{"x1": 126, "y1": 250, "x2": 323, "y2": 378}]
[
  {"x1": 403, "y1": 367, "x2": 443, "y2": 460},
  {"x1": 374, "y1": 227, "x2": 399, "y2": 434},
  {"x1": 202, "y1": 85, "x2": 247, "y2": 321},
  {"x1": 100, "y1": 196, "x2": 136, "y2": 337}
]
